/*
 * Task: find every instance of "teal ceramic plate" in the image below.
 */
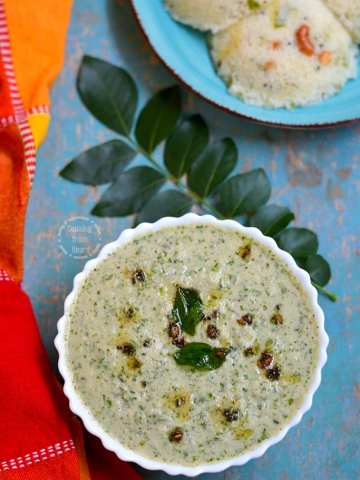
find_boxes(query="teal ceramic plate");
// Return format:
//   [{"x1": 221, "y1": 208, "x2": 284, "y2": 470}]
[{"x1": 131, "y1": 0, "x2": 360, "y2": 128}]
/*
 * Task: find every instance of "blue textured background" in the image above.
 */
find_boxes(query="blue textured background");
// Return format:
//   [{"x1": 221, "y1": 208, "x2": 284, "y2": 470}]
[{"x1": 24, "y1": 1, "x2": 360, "y2": 479}]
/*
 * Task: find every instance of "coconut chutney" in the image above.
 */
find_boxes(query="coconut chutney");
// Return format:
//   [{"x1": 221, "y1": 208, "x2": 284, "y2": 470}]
[{"x1": 66, "y1": 224, "x2": 320, "y2": 466}]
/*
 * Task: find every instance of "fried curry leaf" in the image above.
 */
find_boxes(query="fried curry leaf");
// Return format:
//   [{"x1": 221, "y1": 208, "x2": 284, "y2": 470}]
[
  {"x1": 174, "y1": 342, "x2": 228, "y2": 370},
  {"x1": 172, "y1": 286, "x2": 203, "y2": 335}
]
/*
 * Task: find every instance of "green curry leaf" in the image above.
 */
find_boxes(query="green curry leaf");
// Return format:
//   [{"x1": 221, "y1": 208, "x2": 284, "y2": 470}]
[
  {"x1": 172, "y1": 286, "x2": 203, "y2": 335},
  {"x1": 59, "y1": 140, "x2": 136, "y2": 185},
  {"x1": 91, "y1": 166, "x2": 165, "y2": 217},
  {"x1": 77, "y1": 55, "x2": 138, "y2": 136},
  {"x1": 296, "y1": 254, "x2": 331, "y2": 287},
  {"x1": 276, "y1": 228, "x2": 319, "y2": 258},
  {"x1": 135, "y1": 190, "x2": 193, "y2": 225},
  {"x1": 135, "y1": 86, "x2": 182, "y2": 153},
  {"x1": 187, "y1": 138, "x2": 237, "y2": 198},
  {"x1": 164, "y1": 115, "x2": 209, "y2": 178},
  {"x1": 174, "y1": 342, "x2": 228, "y2": 370},
  {"x1": 248, "y1": 204, "x2": 295, "y2": 237},
  {"x1": 211, "y1": 168, "x2": 271, "y2": 217}
]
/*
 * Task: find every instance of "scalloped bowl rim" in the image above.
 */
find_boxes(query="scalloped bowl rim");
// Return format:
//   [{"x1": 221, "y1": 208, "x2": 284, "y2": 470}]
[{"x1": 55, "y1": 213, "x2": 329, "y2": 477}]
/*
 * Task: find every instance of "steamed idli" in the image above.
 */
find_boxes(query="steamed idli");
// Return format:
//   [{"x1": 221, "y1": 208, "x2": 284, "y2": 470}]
[
  {"x1": 165, "y1": 0, "x2": 269, "y2": 33},
  {"x1": 210, "y1": 0, "x2": 357, "y2": 108},
  {"x1": 324, "y1": 0, "x2": 360, "y2": 42}
]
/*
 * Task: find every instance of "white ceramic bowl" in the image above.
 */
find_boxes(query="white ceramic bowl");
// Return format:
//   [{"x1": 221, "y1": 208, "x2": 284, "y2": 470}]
[{"x1": 55, "y1": 213, "x2": 329, "y2": 477}]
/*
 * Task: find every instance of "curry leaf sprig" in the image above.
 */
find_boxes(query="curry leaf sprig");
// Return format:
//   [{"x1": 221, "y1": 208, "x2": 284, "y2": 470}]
[{"x1": 59, "y1": 55, "x2": 336, "y2": 302}]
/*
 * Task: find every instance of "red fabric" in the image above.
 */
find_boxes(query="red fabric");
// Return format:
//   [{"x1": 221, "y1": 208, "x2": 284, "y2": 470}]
[
  {"x1": 0, "y1": 0, "x2": 142, "y2": 476},
  {"x1": 0, "y1": 281, "x2": 142, "y2": 480},
  {"x1": 0, "y1": 281, "x2": 79, "y2": 479},
  {"x1": 1, "y1": 454, "x2": 79, "y2": 480},
  {"x1": 0, "y1": 52, "x2": 12, "y2": 119}
]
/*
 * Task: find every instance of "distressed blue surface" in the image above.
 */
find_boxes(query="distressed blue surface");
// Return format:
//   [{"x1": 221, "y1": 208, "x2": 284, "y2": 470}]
[
  {"x1": 131, "y1": 0, "x2": 360, "y2": 126},
  {"x1": 24, "y1": 1, "x2": 360, "y2": 479}
]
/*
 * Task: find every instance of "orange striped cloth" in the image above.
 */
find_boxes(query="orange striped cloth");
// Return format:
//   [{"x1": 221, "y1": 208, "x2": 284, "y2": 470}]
[
  {"x1": 0, "y1": 1, "x2": 141, "y2": 479},
  {"x1": 0, "y1": 0, "x2": 61, "y2": 282}
]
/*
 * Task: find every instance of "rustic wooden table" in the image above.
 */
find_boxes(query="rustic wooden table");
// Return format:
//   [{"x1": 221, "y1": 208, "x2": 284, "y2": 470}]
[{"x1": 24, "y1": 1, "x2": 360, "y2": 479}]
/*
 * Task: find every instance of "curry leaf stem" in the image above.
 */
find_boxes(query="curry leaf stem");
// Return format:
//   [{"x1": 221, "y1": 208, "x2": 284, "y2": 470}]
[
  {"x1": 312, "y1": 282, "x2": 337, "y2": 302},
  {"x1": 127, "y1": 135, "x2": 226, "y2": 219}
]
